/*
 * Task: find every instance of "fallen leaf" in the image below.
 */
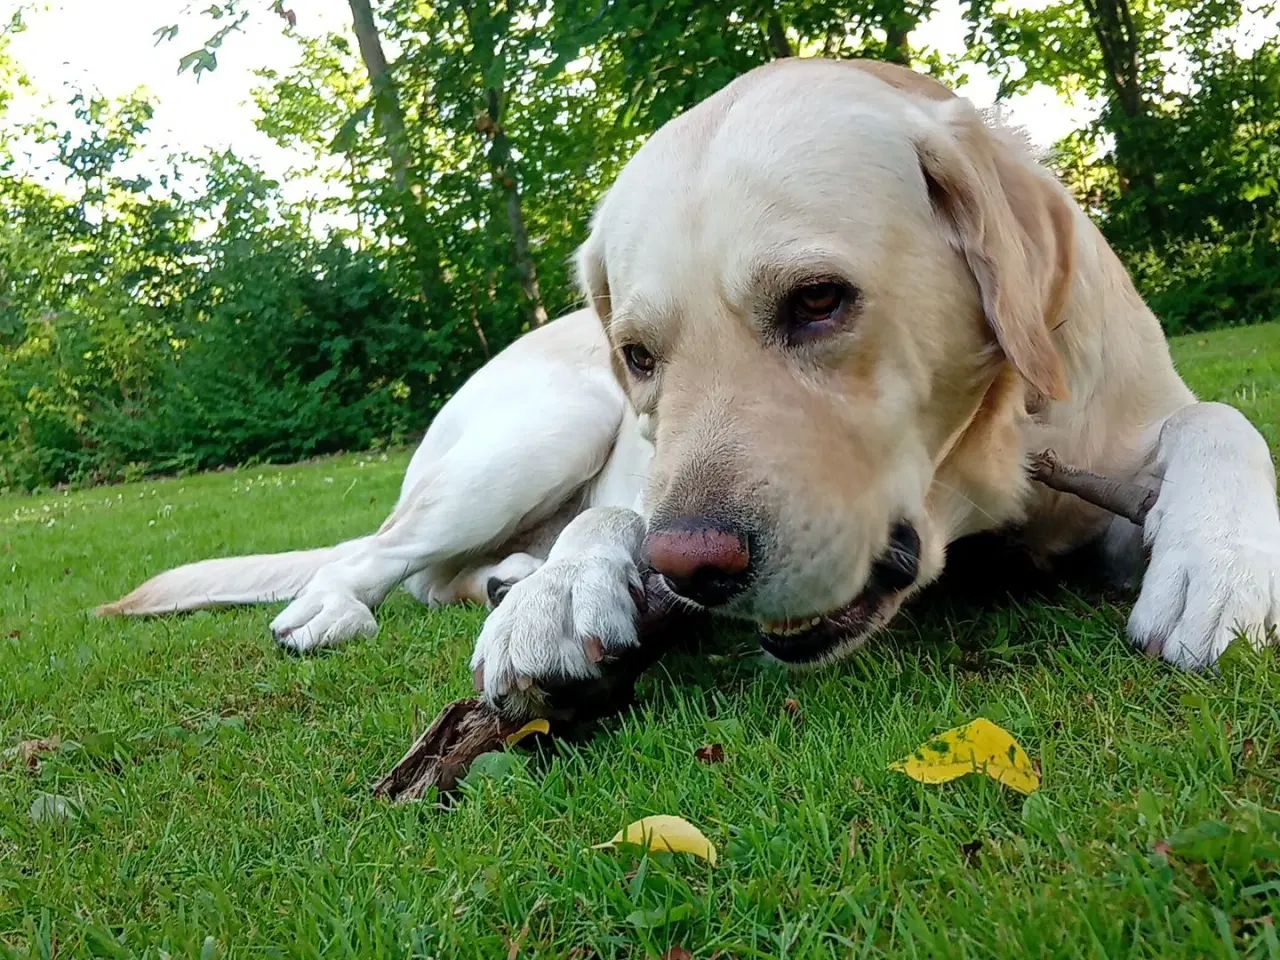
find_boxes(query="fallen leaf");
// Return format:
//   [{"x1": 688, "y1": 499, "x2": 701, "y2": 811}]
[
  {"x1": 695, "y1": 743, "x2": 724, "y2": 765},
  {"x1": 3, "y1": 736, "x2": 60, "y2": 771},
  {"x1": 889, "y1": 718, "x2": 1040, "y2": 795},
  {"x1": 460, "y1": 751, "x2": 527, "y2": 787},
  {"x1": 504, "y1": 718, "x2": 550, "y2": 748},
  {"x1": 627, "y1": 903, "x2": 695, "y2": 928},
  {"x1": 30, "y1": 792, "x2": 80, "y2": 823},
  {"x1": 661, "y1": 948, "x2": 692, "y2": 960},
  {"x1": 506, "y1": 921, "x2": 529, "y2": 960},
  {"x1": 593, "y1": 815, "x2": 718, "y2": 866}
]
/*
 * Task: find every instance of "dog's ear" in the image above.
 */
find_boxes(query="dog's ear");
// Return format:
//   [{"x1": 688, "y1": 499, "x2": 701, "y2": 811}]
[
  {"x1": 915, "y1": 102, "x2": 1073, "y2": 401},
  {"x1": 576, "y1": 228, "x2": 633, "y2": 386},
  {"x1": 575, "y1": 231, "x2": 612, "y2": 323}
]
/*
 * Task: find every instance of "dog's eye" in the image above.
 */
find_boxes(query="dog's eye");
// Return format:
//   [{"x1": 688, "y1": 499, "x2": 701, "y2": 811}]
[
  {"x1": 782, "y1": 282, "x2": 856, "y2": 341},
  {"x1": 623, "y1": 343, "x2": 656, "y2": 377}
]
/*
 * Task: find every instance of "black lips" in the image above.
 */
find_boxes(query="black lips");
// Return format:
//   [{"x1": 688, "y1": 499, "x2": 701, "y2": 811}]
[{"x1": 869, "y1": 521, "x2": 920, "y2": 593}]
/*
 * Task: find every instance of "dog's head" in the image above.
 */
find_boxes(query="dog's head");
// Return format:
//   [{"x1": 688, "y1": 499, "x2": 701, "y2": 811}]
[{"x1": 577, "y1": 59, "x2": 1075, "y2": 663}]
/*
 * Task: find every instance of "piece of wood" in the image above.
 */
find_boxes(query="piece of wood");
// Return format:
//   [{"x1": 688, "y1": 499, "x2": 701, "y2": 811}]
[
  {"x1": 372, "y1": 698, "x2": 525, "y2": 803},
  {"x1": 1029, "y1": 448, "x2": 1159, "y2": 526},
  {"x1": 373, "y1": 570, "x2": 700, "y2": 803}
]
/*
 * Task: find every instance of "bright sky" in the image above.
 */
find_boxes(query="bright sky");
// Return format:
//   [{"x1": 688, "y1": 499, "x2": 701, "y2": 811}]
[
  {"x1": 2, "y1": 0, "x2": 1097, "y2": 204},
  {"x1": 4, "y1": 0, "x2": 354, "y2": 203}
]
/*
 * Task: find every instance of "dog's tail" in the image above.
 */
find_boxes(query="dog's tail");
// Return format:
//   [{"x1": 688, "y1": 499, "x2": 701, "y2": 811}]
[{"x1": 94, "y1": 538, "x2": 371, "y2": 617}]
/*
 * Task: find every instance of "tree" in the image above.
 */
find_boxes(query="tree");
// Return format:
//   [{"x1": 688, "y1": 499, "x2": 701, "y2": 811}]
[
  {"x1": 551, "y1": 0, "x2": 941, "y2": 132},
  {"x1": 963, "y1": 0, "x2": 1279, "y2": 330},
  {"x1": 963, "y1": 0, "x2": 1246, "y2": 199}
]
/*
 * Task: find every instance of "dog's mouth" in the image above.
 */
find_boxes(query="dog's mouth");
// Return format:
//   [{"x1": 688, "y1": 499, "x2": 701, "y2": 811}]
[{"x1": 755, "y1": 521, "x2": 921, "y2": 665}]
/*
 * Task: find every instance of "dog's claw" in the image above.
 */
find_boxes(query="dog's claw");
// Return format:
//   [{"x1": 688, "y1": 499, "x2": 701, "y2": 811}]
[{"x1": 629, "y1": 579, "x2": 648, "y2": 614}]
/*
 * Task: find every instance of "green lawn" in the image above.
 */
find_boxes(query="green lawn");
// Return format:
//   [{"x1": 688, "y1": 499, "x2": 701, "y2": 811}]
[{"x1": 3, "y1": 324, "x2": 1279, "y2": 959}]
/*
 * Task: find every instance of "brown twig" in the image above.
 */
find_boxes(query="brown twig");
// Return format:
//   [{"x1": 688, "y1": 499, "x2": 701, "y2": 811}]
[
  {"x1": 377, "y1": 456, "x2": 1160, "y2": 803},
  {"x1": 373, "y1": 571, "x2": 699, "y2": 803},
  {"x1": 371, "y1": 698, "x2": 526, "y2": 803},
  {"x1": 1029, "y1": 448, "x2": 1159, "y2": 526}
]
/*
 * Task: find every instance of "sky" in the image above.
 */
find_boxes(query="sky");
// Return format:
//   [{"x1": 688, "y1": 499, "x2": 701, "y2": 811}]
[
  {"x1": 1, "y1": 0, "x2": 1099, "y2": 205},
  {"x1": 3, "y1": 0, "x2": 355, "y2": 202}
]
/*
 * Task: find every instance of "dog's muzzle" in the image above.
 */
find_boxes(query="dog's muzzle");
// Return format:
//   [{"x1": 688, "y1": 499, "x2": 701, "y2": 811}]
[{"x1": 757, "y1": 521, "x2": 921, "y2": 664}]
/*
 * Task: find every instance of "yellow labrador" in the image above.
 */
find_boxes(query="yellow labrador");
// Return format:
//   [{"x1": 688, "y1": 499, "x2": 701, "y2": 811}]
[{"x1": 100, "y1": 59, "x2": 1280, "y2": 715}]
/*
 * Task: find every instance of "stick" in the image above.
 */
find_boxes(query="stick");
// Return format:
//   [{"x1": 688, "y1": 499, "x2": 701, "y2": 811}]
[
  {"x1": 371, "y1": 698, "x2": 526, "y2": 802},
  {"x1": 1028, "y1": 449, "x2": 1159, "y2": 526},
  {"x1": 373, "y1": 570, "x2": 699, "y2": 804},
  {"x1": 377, "y1": 458, "x2": 1158, "y2": 803}
]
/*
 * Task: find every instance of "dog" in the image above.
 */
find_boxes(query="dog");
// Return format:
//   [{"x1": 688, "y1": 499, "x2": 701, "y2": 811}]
[{"x1": 98, "y1": 58, "x2": 1280, "y2": 717}]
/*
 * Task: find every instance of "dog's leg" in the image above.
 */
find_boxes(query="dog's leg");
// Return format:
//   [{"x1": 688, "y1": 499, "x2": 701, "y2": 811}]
[
  {"x1": 468, "y1": 505, "x2": 651, "y2": 716},
  {"x1": 271, "y1": 374, "x2": 627, "y2": 653},
  {"x1": 1128, "y1": 402, "x2": 1280, "y2": 668},
  {"x1": 428, "y1": 553, "x2": 546, "y2": 608}
]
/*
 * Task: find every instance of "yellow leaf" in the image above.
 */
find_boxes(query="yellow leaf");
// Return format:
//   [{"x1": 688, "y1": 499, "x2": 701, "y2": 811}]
[
  {"x1": 504, "y1": 718, "x2": 549, "y2": 748},
  {"x1": 889, "y1": 718, "x2": 1040, "y2": 795},
  {"x1": 592, "y1": 815, "x2": 718, "y2": 866}
]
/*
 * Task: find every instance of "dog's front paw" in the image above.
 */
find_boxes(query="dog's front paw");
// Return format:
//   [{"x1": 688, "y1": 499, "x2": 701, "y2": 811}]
[
  {"x1": 1128, "y1": 492, "x2": 1280, "y2": 669},
  {"x1": 271, "y1": 588, "x2": 378, "y2": 653},
  {"x1": 469, "y1": 545, "x2": 647, "y2": 718}
]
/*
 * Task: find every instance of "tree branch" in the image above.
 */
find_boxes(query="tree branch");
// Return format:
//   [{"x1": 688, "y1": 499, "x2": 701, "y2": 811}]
[
  {"x1": 1029, "y1": 449, "x2": 1159, "y2": 526},
  {"x1": 765, "y1": 14, "x2": 793, "y2": 59}
]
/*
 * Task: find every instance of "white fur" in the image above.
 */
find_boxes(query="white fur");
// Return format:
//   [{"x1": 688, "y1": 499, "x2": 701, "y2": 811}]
[
  {"x1": 1127, "y1": 402, "x2": 1280, "y2": 667},
  {"x1": 470, "y1": 507, "x2": 646, "y2": 711},
  {"x1": 270, "y1": 309, "x2": 635, "y2": 652}
]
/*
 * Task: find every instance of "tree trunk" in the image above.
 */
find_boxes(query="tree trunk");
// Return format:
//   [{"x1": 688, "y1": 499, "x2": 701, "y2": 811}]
[
  {"x1": 1080, "y1": 0, "x2": 1144, "y2": 118},
  {"x1": 1079, "y1": 0, "x2": 1156, "y2": 202},
  {"x1": 764, "y1": 14, "x2": 793, "y2": 59},
  {"x1": 883, "y1": 20, "x2": 911, "y2": 65},
  {"x1": 346, "y1": 0, "x2": 479, "y2": 342},
  {"x1": 483, "y1": 87, "x2": 548, "y2": 328},
  {"x1": 347, "y1": 0, "x2": 414, "y2": 194}
]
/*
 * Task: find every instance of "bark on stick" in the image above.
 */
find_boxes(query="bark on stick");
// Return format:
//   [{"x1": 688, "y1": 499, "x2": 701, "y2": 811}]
[{"x1": 1029, "y1": 448, "x2": 1159, "y2": 526}]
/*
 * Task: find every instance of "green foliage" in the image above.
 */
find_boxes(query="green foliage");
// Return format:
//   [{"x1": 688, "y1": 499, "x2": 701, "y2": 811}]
[
  {"x1": 967, "y1": 0, "x2": 1280, "y2": 332},
  {"x1": 1110, "y1": 40, "x2": 1280, "y2": 332},
  {"x1": 0, "y1": 100, "x2": 460, "y2": 489}
]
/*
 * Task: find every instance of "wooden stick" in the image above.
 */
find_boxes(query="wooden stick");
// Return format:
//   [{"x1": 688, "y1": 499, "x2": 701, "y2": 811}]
[
  {"x1": 373, "y1": 571, "x2": 698, "y2": 803},
  {"x1": 371, "y1": 698, "x2": 526, "y2": 802},
  {"x1": 1028, "y1": 449, "x2": 1159, "y2": 526}
]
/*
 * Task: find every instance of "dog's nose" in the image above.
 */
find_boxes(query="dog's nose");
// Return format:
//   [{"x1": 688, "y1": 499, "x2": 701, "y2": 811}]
[{"x1": 644, "y1": 516, "x2": 751, "y2": 607}]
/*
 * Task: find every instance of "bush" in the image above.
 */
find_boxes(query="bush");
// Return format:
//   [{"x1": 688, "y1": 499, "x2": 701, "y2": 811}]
[{"x1": 0, "y1": 129, "x2": 475, "y2": 490}]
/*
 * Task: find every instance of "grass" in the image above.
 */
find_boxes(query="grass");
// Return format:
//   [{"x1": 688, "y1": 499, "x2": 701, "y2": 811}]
[{"x1": 2, "y1": 322, "x2": 1279, "y2": 959}]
